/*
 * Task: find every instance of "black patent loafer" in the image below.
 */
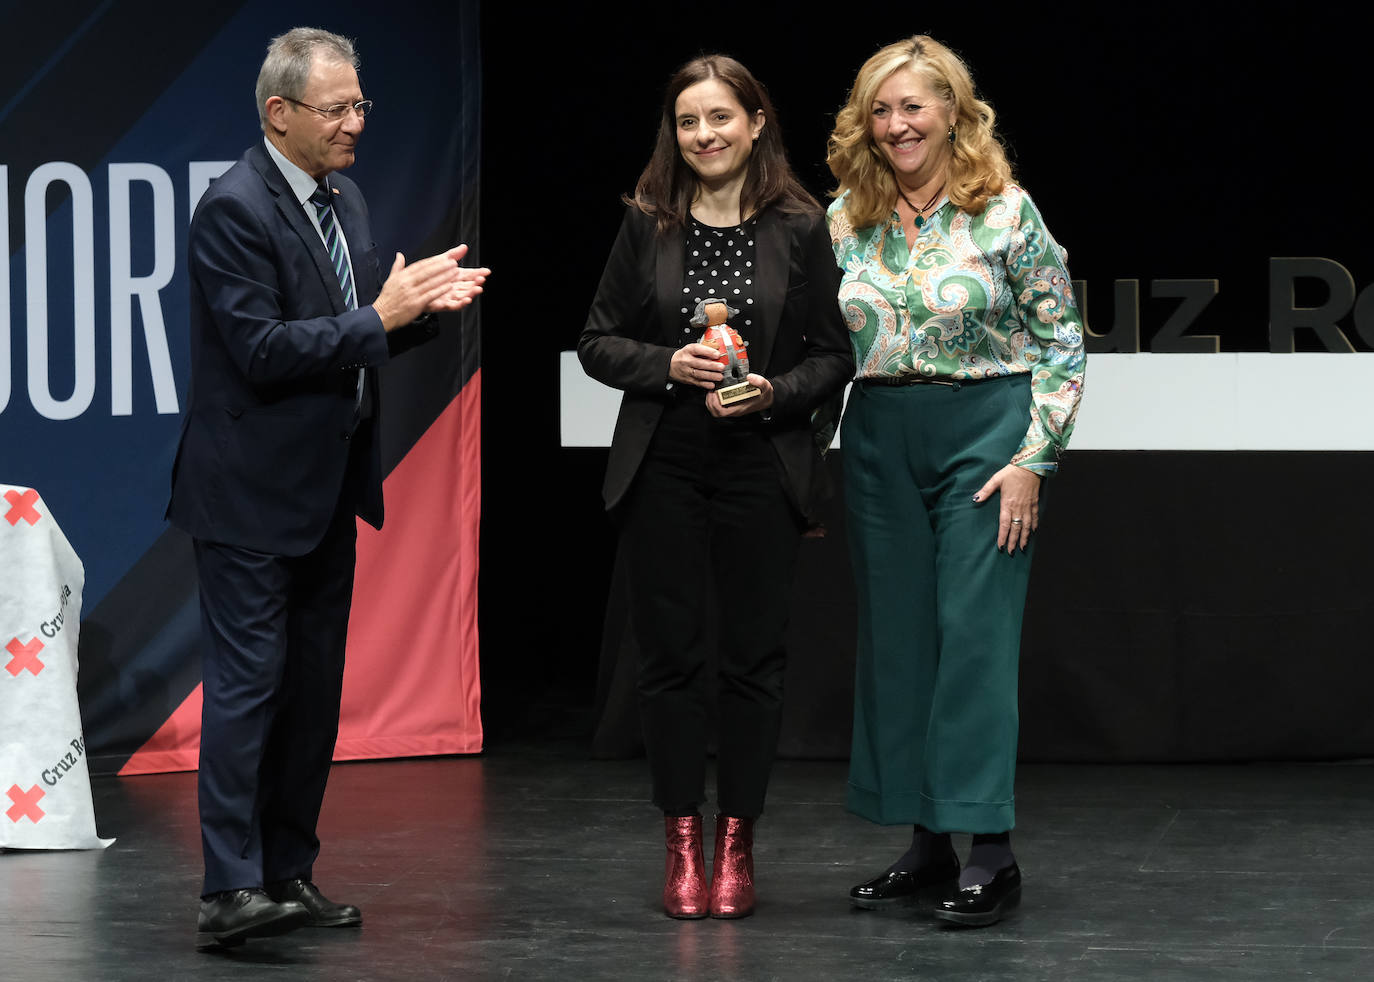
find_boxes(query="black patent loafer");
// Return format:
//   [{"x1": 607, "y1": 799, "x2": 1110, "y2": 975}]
[
  {"x1": 266, "y1": 878, "x2": 362, "y2": 927},
  {"x1": 934, "y1": 863, "x2": 1021, "y2": 927},
  {"x1": 850, "y1": 858, "x2": 960, "y2": 910},
  {"x1": 195, "y1": 888, "x2": 309, "y2": 950}
]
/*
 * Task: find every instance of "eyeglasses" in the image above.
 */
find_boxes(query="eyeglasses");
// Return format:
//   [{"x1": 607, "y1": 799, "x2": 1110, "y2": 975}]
[{"x1": 281, "y1": 96, "x2": 373, "y2": 121}]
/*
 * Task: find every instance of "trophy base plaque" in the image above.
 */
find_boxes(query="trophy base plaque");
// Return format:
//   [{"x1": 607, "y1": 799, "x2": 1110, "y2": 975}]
[{"x1": 718, "y1": 380, "x2": 761, "y2": 406}]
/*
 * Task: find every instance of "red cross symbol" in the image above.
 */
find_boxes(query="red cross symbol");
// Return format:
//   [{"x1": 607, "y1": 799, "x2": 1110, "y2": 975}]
[
  {"x1": 3, "y1": 489, "x2": 42, "y2": 526},
  {"x1": 5, "y1": 637, "x2": 45, "y2": 677},
  {"x1": 5, "y1": 784, "x2": 46, "y2": 824}
]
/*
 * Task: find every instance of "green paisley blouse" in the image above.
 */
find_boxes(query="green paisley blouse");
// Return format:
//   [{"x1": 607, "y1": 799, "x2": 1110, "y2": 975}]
[{"x1": 827, "y1": 184, "x2": 1086, "y2": 473}]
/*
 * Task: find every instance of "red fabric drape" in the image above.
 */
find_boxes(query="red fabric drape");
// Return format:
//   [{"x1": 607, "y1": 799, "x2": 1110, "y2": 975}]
[{"x1": 118, "y1": 373, "x2": 482, "y2": 775}]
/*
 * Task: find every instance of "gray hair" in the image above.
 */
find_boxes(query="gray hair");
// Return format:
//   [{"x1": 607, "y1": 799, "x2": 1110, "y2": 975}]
[{"x1": 255, "y1": 27, "x2": 360, "y2": 131}]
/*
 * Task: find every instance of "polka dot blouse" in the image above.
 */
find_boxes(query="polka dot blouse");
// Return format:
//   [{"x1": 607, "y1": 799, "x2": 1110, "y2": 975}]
[{"x1": 679, "y1": 216, "x2": 757, "y2": 341}]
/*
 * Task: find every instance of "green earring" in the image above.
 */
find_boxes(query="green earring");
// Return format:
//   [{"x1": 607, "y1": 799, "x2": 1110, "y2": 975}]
[{"x1": 947, "y1": 126, "x2": 956, "y2": 145}]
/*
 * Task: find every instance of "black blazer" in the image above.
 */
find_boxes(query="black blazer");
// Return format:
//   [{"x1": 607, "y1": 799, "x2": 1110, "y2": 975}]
[
  {"x1": 166, "y1": 143, "x2": 434, "y2": 556},
  {"x1": 578, "y1": 203, "x2": 853, "y2": 520}
]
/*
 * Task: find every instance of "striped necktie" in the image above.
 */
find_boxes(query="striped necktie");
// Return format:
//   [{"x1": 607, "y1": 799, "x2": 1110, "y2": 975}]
[
  {"x1": 309, "y1": 183, "x2": 357, "y2": 310},
  {"x1": 309, "y1": 182, "x2": 366, "y2": 419}
]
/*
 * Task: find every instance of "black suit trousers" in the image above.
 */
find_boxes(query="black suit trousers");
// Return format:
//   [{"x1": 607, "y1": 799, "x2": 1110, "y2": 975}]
[
  {"x1": 193, "y1": 454, "x2": 361, "y2": 896},
  {"x1": 618, "y1": 401, "x2": 802, "y2": 817}
]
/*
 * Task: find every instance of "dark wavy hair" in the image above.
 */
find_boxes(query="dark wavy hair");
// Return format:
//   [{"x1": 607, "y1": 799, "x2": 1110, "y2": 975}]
[{"x1": 628, "y1": 54, "x2": 818, "y2": 233}]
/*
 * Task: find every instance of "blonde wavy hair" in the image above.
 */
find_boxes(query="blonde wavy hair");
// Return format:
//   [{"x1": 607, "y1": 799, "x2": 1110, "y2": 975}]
[{"x1": 827, "y1": 36, "x2": 1012, "y2": 228}]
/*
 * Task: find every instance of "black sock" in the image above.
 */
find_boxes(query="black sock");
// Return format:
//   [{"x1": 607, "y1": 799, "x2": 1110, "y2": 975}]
[
  {"x1": 888, "y1": 824, "x2": 954, "y2": 873},
  {"x1": 958, "y1": 831, "x2": 1014, "y2": 888}
]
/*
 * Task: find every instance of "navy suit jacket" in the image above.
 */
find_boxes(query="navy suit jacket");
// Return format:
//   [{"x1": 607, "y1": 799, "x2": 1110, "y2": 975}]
[{"x1": 167, "y1": 143, "x2": 433, "y2": 556}]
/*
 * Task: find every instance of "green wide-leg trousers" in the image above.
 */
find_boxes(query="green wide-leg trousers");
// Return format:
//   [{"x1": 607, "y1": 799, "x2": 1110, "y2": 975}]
[{"x1": 842, "y1": 375, "x2": 1040, "y2": 833}]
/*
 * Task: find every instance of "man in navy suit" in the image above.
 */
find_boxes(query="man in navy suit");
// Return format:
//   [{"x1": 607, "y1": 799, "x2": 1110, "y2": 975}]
[{"x1": 166, "y1": 27, "x2": 487, "y2": 950}]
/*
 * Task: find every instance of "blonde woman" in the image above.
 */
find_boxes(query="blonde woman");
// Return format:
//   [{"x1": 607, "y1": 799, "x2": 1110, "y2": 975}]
[{"x1": 826, "y1": 36, "x2": 1085, "y2": 927}]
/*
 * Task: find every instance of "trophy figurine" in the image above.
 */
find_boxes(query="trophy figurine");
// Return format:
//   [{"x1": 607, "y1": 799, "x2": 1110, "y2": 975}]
[{"x1": 690, "y1": 298, "x2": 760, "y2": 406}]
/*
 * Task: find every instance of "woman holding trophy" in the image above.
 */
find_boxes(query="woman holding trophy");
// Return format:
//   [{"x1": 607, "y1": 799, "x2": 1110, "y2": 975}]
[{"x1": 578, "y1": 54, "x2": 851, "y2": 920}]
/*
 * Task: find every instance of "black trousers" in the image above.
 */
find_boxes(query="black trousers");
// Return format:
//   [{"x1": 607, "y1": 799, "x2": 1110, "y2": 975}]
[
  {"x1": 618, "y1": 403, "x2": 802, "y2": 817},
  {"x1": 193, "y1": 484, "x2": 358, "y2": 897}
]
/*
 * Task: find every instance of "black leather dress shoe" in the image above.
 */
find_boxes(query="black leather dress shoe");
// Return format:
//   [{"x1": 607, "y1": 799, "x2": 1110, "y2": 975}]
[
  {"x1": 850, "y1": 858, "x2": 960, "y2": 910},
  {"x1": 266, "y1": 878, "x2": 362, "y2": 927},
  {"x1": 933, "y1": 863, "x2": 1021, "y2": 927},
  {"x1": 195, "y1": 888, "x2": 309, "y2": 950}
]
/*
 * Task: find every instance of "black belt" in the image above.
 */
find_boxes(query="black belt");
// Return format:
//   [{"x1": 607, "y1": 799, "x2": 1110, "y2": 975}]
[{"x1": 857, "y1": 372, "x2": 1013, "y2": 388}]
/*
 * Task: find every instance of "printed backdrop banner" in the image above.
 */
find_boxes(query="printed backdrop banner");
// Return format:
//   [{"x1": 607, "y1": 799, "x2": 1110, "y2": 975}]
[
  {"x1": 0, "y1": 486, "x2": 112, "y2": 848},
  {"x1": 0, "y1": 1, "x2": 483, "y2": 774}
]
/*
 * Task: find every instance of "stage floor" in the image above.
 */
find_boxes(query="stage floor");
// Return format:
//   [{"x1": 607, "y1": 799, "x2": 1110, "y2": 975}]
[{"x1": 4, "y1": 747, "x2": 1374, "y2": 981}]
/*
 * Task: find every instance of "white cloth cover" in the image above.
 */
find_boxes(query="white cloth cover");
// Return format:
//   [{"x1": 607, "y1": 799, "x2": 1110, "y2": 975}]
[{"x1": 0, "y1": 484, "x2": 113, "y2": 850}]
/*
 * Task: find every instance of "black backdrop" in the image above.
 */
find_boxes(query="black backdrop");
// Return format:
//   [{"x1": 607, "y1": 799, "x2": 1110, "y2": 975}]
[{"x1": 477, "y1": 3, "x2": 1374, "y2": 760}]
